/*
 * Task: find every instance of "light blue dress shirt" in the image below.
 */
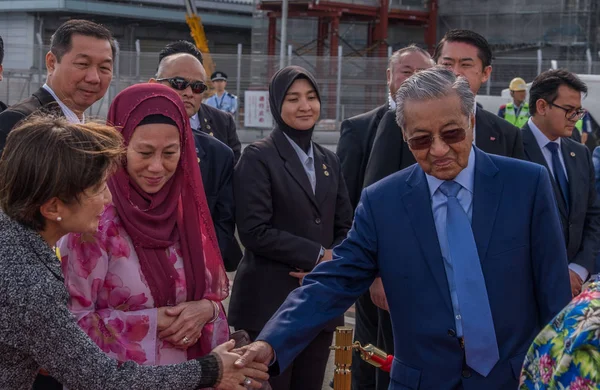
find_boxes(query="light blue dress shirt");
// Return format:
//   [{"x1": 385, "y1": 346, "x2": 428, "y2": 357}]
[
  {"x1": 283, "y1": 133, "x2": 316, "y2": 194},
  {"x1": 205, "y1": 92, "x2": 238, "y2": 114},
  {"x1": 42, "y1": 84, "x2": 84, "y2": 124},
  {"x1": 527, "y1": 118, "x2": 588, "y2": 281},
  {"x1": 425, "y1": 147, "x2": 476, "y2": 337}
]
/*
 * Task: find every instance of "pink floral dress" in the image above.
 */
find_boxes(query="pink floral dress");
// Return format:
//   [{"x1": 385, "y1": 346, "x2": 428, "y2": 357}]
[{"x1": 58, "y1": 204, "x2": 227, "y2": 366}]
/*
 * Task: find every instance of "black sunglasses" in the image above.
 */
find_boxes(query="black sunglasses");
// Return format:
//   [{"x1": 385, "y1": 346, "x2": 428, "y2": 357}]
[
  {"x1": 406, "y1": 128, "x2": 467, "y2": 150},
  {"x1": 156, "y1": 77, "x2": 207, "y2": 94}
]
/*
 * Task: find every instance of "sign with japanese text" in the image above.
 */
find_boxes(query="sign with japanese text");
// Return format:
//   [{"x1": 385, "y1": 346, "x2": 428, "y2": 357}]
[{"x1": 244, "y1": 91, "x2": 273, "y2": 128}]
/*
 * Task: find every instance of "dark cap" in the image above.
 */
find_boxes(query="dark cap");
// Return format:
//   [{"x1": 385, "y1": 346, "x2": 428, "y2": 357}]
[{"x1": 211, "y1": 71, "x2": 227, "y2": 81}]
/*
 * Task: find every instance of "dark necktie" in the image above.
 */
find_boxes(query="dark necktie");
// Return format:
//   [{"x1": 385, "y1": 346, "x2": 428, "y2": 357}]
[
  {"x1": 439, "y1": 181, "x2": 499, "y2": 377},
  {"x1": 546, "y1": 142, "x2": 570, "y2": 213}
]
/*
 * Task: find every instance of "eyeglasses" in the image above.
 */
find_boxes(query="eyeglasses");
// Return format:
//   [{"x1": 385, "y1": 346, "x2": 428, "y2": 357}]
[
  {"x1": 549, "y1": 102, "x2": 586, "y2": 121},
  {"x1": 156, "y1": 77, "x2": 207, "y2": 94},
  {"x1": 406, "y1": 128, "x2": 467, "y2": 150}
]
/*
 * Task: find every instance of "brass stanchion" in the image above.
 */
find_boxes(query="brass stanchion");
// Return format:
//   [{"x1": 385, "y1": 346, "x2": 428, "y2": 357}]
[{"x1": 329, "y1": 326, "x2": 354, "y2": 390}]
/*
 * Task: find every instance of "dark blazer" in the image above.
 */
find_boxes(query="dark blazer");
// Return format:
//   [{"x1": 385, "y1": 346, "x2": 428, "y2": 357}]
[
  {"x1": 337, "y1": 104, "x2": 388, "y2": 209},
  {"x1": 364, "y1": 107, "x2": 525, "y2": 187},
  {"x1": 522, "y1": 123, "x2": 600, "y2": 273},
  {"x1": 191, "y1": 129, "x2": 241, "y2": 271},
  {"x1": 228, "y1": 127, "x2": 353, "y2": 332},
  {"x1": 0, "y1": 87, "x2": 61, "y2": 152},
  {"x1": 0, "y1": 101, "x2": 7, "y2": 113},
  {"x1": 197, "y1": 103, "x2": 241, "y2": 163},
  {"x1": 258, "y1": 148, "x2": 571, "y2": 389}
]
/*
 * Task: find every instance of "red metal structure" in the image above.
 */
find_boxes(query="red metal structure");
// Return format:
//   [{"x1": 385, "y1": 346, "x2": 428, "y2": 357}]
[{"x1": 261, "y1": 0, "x2": 438, "y2": 58}]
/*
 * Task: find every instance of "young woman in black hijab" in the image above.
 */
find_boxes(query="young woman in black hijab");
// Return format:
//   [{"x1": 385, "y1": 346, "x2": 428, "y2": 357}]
[{"x1": 229, "y1": 66, "x2": 353, "y2": 390}]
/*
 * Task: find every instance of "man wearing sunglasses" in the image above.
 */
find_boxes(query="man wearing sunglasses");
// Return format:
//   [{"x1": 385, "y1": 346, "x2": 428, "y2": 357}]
[
  {"x1": 150, "y1": 52, "x2": 241, "y2": 272},
  {"x1": 522, "y1": 69, "x2": 600, "y2": 296},
  {"x1": 233, "y1": 66, "x2": 571, "y2": 390}
]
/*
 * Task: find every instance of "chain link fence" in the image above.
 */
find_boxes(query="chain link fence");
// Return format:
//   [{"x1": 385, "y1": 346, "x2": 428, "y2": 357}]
[{"x1": 1, "y1": 44, "x2": 600, "y2": 130}]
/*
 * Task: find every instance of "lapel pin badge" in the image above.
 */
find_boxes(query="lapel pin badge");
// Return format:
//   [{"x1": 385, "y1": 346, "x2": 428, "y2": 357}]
[
  {"x1": 322, "y1": 164, "x2": 327, "y2": 170},
  {"x1": 209, "y1": 132, "x2": 214, "y2": 137},
  {"x1": 324, "y1": 171, "x2": 330, "y2": 176},
  {"x1": 490, "y1": 136, "x2": 496, "y2": 141},
  {"x1": 570, "y1": 152, "x2": 576, "y2": 157},
  {"x1": 197, "y1": 157, "x2": 201, "y2": 163}
]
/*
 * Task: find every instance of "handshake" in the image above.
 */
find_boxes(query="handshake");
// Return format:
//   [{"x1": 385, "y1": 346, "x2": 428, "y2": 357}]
[{"x1": 211, "y1": 339, "x2": 275, "y2": 390}]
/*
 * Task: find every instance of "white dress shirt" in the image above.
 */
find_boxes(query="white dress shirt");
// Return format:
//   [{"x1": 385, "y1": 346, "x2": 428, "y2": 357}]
[{"x1": 42, "y1": 84, "x2": 84, "y2": 124}]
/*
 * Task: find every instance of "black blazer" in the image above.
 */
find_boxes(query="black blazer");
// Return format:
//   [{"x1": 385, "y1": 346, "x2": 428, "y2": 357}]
[
  {"x1": 337, "y1": 104, "x2": 387, "y2": 209},
  {"x1": 364, "y1": 107, "x2": 525, "y2": 187},
  {"x1": 191, "y1": 129, "x2": 242, "y2": 271},
  {"x1": 228, "y1": 127, "x2": 353, "y2": 332},
  {"x1": 196, "y1": 104, "x2": 241, "y2": 163},
  {"x1": 0, "y1": 101, "x2": 7, "y2": 113},
  {"x1": 0, "y1": 88, "x2": 61, "y2": 152},
  {"x1": 522, "y1": 123, "x2": 600, "y2": 273}
]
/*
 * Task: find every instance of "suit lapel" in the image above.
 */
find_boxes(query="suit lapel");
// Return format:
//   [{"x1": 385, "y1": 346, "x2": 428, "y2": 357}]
[
  {"x1": 474, "y1": 109, "x2": 501, "y2": 155},
  {"x1": 472, "y1": 148, "x2": 503, "y2": 263},
  {"x1": 271, "y1": 129, "x2": 319, "y2": 210},
  {"x1": 313, "y1": 146, "x2": 331, "y2": 209},
  {"x1": 522, "y1": 124, "x2": 568, "y2": 218},
  {"x1": 194, "y1": 132, "x2": 208, "y2": 180},
  {"x1": 197, "y1": 105, "x2": 215, "y2": 135},
  {"x1": 560, "y1": 139, "x2": 585, "y2": 216},
  {"x1": 402, "y1": 166, "x2": 452, "y2": 312}
]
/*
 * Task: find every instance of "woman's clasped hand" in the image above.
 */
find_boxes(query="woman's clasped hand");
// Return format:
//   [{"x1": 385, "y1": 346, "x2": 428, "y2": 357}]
[
  {"x1": 158, "y1": 299, "x2": 216, "y2": 349},
  {"x1": 212, "y1": 340, "x2": 270, "y2": 390}
]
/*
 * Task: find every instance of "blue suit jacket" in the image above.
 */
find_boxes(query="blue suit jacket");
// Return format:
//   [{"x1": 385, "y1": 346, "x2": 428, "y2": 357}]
[{"x1": 258, "y1": 147, "x2": 572, "y2": 390}]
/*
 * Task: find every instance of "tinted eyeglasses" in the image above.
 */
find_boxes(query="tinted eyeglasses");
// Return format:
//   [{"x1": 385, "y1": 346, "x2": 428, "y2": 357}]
[
  {"x1": 156, "y1": 77, "x2": 207, "y2": 94},
  {"x1": 406, "y1": 128, "x2": 467, "y2": 150},
  {"x1": 549, "y1": 102, "x2": 586, "y2": 121}
]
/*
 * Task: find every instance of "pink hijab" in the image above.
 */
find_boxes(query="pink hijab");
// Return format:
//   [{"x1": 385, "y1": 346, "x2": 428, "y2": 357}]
[{"x1": 107, "y1": 83, "x2": 228, "y2": 359}]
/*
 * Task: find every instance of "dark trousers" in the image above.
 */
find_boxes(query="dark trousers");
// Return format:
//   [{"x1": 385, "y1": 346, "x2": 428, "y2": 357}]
[
  {"x1": 351, "y1": 292, "x2": 378, "y2": 390},
  {"x1": 248, "y1": 329, "x2": 333, "y2": 390},
  {"x1": 376, "y1": 308, "x2": 394, "y2": 390}
]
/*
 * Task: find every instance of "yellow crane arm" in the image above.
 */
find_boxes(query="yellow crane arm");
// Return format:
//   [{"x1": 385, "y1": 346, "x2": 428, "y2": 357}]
[{"x1": 184, "y1": 1, "x2": 215, "y2": 75}]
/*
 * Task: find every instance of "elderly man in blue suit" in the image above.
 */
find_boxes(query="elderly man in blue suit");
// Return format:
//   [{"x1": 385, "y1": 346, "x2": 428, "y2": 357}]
[{"x1": 233, "y1": 67, "x2": 572, "y2": 390}]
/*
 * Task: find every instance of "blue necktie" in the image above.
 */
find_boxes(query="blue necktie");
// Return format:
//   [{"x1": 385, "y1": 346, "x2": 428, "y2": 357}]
[
  {"x1": 546, "y1": 142, "x2": 570, "y2": 213},
  {"x1": 439, "y1": 181, "x2": 499, "y2": 377}
]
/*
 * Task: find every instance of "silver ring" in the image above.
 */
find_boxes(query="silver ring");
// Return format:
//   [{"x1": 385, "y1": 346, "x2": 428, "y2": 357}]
[
  {"x1": 182, "y1": 336, "x2": 190, "y2": 344},
  {"x1": 244, "y1": 378, "x2": 252, "y2": 386}
]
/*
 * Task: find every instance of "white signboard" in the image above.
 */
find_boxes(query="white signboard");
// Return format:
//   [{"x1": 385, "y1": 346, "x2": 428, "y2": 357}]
[{"x1": 244, "y1": 91, "x2": 273, "y2": 128}]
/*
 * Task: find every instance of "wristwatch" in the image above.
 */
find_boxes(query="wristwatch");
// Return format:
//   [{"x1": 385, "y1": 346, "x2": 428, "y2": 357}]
[{"x1": 318, "y1": 246, "x2": 326, "y2": 262}]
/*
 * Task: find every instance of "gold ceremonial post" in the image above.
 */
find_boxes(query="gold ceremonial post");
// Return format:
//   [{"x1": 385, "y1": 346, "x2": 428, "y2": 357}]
[{"x1": 330, "y1": 326, "x2": 354, "y2": 390}]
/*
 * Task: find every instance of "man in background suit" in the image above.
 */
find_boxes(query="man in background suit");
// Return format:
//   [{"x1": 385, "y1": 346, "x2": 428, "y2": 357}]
[
  {"x1": 337, "y1": 44, "x2": 433, "y2": 390},
  {"x1": 151, "y1": 51, "x2": 240, "y2": 271},
  {"x1": 159, "y1": 41, "x2": 241, "y2": 163},
  {"x1": 233, "y1": 66, "x2": 571, "y2": 390},
  {"x1": 365, "y1": 30, "x2": 524, "y2": 188},
  {"x1": 0, "y1": 20, "x2": 115, "y2": 153},
  {"x1": 522, "y1": 69, "x2": 600, "y2": 295}
]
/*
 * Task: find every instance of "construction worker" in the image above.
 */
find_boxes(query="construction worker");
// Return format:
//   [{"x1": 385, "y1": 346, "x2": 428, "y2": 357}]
[
  {"x1": 498, "y1": 77, "x2": 529, "y2": 128},
  {"x1": 205, "y1": 71, "x2": 238, "y2": 114}
]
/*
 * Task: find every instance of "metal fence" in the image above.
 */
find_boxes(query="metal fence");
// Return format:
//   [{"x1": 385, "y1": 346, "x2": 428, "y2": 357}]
[{"x1": 2, "y1": 44, "x2": 600, "y2": 129}]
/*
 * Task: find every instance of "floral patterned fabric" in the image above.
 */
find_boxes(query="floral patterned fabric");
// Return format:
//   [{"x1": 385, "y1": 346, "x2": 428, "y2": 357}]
[
  {"x1": 520, "y1": 281, "x2": 600, "y2": 389},
  {"x1": 58, "y1": 204, "x2": 229, "y2": 366}
]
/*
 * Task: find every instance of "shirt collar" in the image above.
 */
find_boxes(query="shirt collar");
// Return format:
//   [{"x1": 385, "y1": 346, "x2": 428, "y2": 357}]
[
  {"x1": 388, "y1": 94, "x2": 397, "y2": 110},
  {"x1": 42, "y1": 84, "x2": 84, "y2": 124},
  {"x1": 425, "y1": 146, "x2": 476, "y2": 198},
  {"x1": 283, "y1": 132, "x2": 314, "y2": 163},
  {"x1": 527, "y1": 117, "x2": 561, "y2": 150},
  {"x1": 190, "y1": 113, "x2": 200, "y2": 130}
]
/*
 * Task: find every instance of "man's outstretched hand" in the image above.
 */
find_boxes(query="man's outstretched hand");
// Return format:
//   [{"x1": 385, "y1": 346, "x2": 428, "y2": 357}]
[{"x1": 233, "y1": 341, "x2": 275, "y2": 369}]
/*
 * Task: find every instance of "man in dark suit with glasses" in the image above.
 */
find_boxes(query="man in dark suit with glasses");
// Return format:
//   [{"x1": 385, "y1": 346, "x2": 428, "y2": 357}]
[{"x1": 521, "y1": 69, "x2": 600, "y2": 295}]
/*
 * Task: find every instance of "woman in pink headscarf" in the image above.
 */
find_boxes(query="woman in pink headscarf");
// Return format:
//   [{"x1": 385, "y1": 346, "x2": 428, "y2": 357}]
[{"x1": 58, "y1": 83, "x2": 230, "y2": 366}]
